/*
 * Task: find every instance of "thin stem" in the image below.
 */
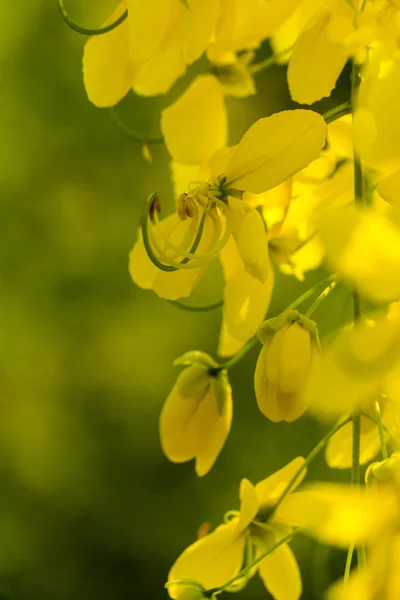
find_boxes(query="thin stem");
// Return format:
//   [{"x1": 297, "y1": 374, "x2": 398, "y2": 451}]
[
  {"x1": 274, "y1": 416, "x2": 353, "y2": 512},
  {"x1": 323, "y1": 101, "x2": 351, "y2": 124},
  {"x1": 305, "y1": 280, "x2": 338, "y2": 317},
  {"x1": 361, "y1": 410, "x2": 400, "y2": 446},
  {"x1": 211, "y1": 529, "x2": 302, "y2": 595},
  {"x1": 287, "y1": 273, "x2": 339, "y2": 311},
  {"x1": 351, "y1": 415, "x2": 361, "y2": 485},
  {"x1": 221, "y1": 337, "x2": 259, "y2": 372},
  {"x1": 374, "y1": 400, "x2": 388, "y2": 460},
  {"x1": 344, "y1": 543, "x2": 355, "y2": 585},
  {"x1": 250, "y1": 46, "x2": 294, "y2": 74},
  {"x1": 57, "y1": 0, "x2": 128, "y2": 36},
  {"x1": 108, "y1": 107, "x2": 164, "y2": 145},
  {"x1": 167, "y1": 299, "x2": 223, "y2": 312}
]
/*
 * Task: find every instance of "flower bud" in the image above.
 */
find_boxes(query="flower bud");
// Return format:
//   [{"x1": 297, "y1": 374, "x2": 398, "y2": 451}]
[
  {"x1": 254, "y1": 310, "x2": 317, "y2": 422},
  {"x1": 160, "y1": 352, "x2": 232, "y2": 476},
  {"x1": 365, "y1": 452, "x2": 400, "y2": 488}
]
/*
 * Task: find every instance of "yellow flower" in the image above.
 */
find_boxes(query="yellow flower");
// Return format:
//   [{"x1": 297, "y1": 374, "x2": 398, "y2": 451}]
[
  {"x1": 167, "y1": 457, "x2": 306, "y2": 600},
  {"x1": 254, "y1": 310, "x2": 317, "y2": 423},
  {"x1": 305, "y1": 313, "x2": 400, "y2": 419},
  {"x1": 83, "y1": 0, "x2": 220, "y2": 106},
  {"x1": 159, "y1": 351, "x2": 232, "y2": 477},
  {"x1": 130, "y1": 91, "x2": 326, "y2": 300},
  {"x1": 317, "y1": 203, "x2": 400, "y2": 304}
]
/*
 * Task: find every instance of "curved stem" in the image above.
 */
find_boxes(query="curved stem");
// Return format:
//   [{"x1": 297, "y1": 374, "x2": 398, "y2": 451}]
[
  {"x1": 167, "y1": 299, "x2": 223, "y2": 312},
  {"x1": 250, "y1": 46, "x2": 294, "y2": 74},
  {"x1": 141, "y1": 193, "x2": 207, "y2": 272},
  {"x1": 57, "y1": 0, "x2": 128, "y2": 35},
  {"x1": 108, "y1": 107, "x2": 164, "y2": 144},
  {"x1": 274, "y1": 416, "x2": 353, "y2": 513}
]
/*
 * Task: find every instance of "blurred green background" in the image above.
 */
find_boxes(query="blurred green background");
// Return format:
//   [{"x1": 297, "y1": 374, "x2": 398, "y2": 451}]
[{"x1": 0, "y1": 2, "x2": 354, "y2": 599}]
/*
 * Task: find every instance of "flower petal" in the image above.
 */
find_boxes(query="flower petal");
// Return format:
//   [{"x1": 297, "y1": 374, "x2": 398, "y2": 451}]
[
  {"x1": 288, "y1": 9, "x2": 348, "y2": 104},
  {"x1": 225, "y1": 110, "x2": 326, "y2": 194},
  {"x1": 255, "y1": 457, "x2": 306, "y2": 505},
  {"x1": 259, "y1": 543, "x2": 302, "y2": 600},
  {"x1": 236, "y1": 479, "x2": 259, "y2": 533},
  {"x1": 167, "y1": 523, "x2": 245, "y2": 598},
  {"x1": 82, "y1": 2, "x2": 134, "y2": 107},
  {"x1": 161, "y1": 75, "x2": 227, "y2": 164},
  {"x1": 127, "y1": 0, "x2": 172, "y2": 63}
]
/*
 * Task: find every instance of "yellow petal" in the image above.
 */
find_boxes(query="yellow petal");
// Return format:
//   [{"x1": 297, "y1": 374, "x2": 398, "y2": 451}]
[
  {"x1": 159, "y1": 367, "x2": 210, "y2": 464},
  {"x1": 167, "y1": 523, "x2": 245, "y2": 599},
  {"x1": 193, "y1": 380, "x2": 233, "y2": 477},
  {"x1": 82, "y1": 2, "x2": 135, "y2": 107},
  {"x1": 276, "y1": 484, "x2": 398, "y2": 547},
  {"x1": 278, "y1": 324, "x2": 312, "y2": 395},
  {"x1": 255, "y1": 343, "x2": 283, "y2": 422},
  {"x1": 128, "y1": 230, "x2": 159, "y2": 289},
  {"x1": 225, "y1": 110, "x2": 326, "y2": 194},
  {"x1": 223, "y1": 266, "x2": 274, "y2": 342},
  {"x1": 236, "y1": 479, "x2": 259, "y2": 533},
  {"x1": 217, "y1": 318, "x2": 246, "y2": 358},
  {"x1": 378, "y1": 168, "x2": 400, "y2": 206},
  {"x1": 255, "y1": 457, "x2": 306, "y2": 505},
  {"x1": 288, "y1": 9, "x2": 348, "y2": 104},
  {"x1": 132, "y1": 19, "x2": 186, "y2": 96},
  {"x1": 259, "y1": 544, "x2": 302, "y2": 600},
  {"x1": 127, "y1": 0, "x2": 172, "y2": 63},
  {"x1": 232, "y1": 208, "x2": 270, "y2": 283},
  {"x1": 161, "y1": 75, "x2": 227, "y2": 164},
  {"x1": 181, "y1": 0, "x2": 220, "y2": 64}
]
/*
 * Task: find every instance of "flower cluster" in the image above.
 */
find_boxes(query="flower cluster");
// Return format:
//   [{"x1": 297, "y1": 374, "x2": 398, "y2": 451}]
[{"x1": 60, "y1": 0, "x2": 400, "y2": 598}]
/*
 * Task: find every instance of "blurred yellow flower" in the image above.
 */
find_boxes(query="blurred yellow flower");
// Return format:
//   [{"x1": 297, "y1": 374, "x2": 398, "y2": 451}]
[
  {"x1": 168, "y1": 457, "x2": 306, "y2": 600},
  {"x1": 305, "y1": 313, "x2": 400, "y2": 419},
  {"x1": 160, "y1": 351, "x2": 232, "y2": 477}
]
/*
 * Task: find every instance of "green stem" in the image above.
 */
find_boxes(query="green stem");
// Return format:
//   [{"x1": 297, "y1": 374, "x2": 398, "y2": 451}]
[
  {"x1": 221, "y1": 337, "x2": 259, "y2": 372},
  {"x1": 351, "y1": 415, "x2": 361, "y2": 485},
  {"x1": 305, "y1": 280, "x2": 338, "y2": 317},
  {"x1": 57, "y1": 0, "x2": 128, "y2": 35},
  {"x1": 323, "y1": 101, "x2": 352, "y2": 125},
  {"x1": 374, "y1": 400, "x2": 388, "y2": 460},
  {"x1": 108, "y1": 107, "x2": 164, "y2": 145},
  {"x1": 350, "y1": 58, "x2": 367, "y2": 568},
  {"x1": 361, "y1": 410, "x2": 400, "y2": 446},
  {"x1": 344, "y1": 542, "x2": 355, "y2": 585},
  {"x1": 167, "y1": 299, "x2": 223, "y2": 312},
  {"x1": 273, "y1": 416, "x2": 353, "y2": 512},
  {"x1": 250, "y1": 46, "x2": 294, "y2": 74},
  {"x1": 211, "y1": 529, "x2": 302, "y2": 595}
]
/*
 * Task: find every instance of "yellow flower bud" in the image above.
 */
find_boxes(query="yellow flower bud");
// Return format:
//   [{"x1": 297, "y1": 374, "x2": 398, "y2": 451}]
[
  {"x1": 160, "y1": 353, "x2": 232, "y2": 476},
  {"x1": 254, "y1": 313, "x2": 315, "y2": 422},
  {"x1": 365, "y1": 452, "x2": 400, "y2": 488}
]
